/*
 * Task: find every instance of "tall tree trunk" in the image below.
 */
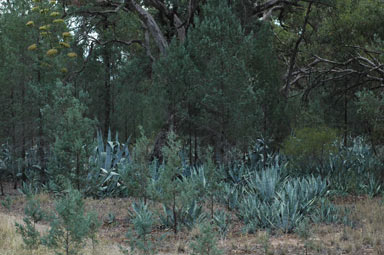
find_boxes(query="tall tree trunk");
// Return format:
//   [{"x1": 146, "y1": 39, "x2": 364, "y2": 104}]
[
  {"x1": 172, "y1": 193, "x2": 178, "y2": 234},
  {"x1": 76, "y1": 152, "x2": 80, "y2": 190},
  {"x1": 188, "y1": 104, "x2": 193, "y2": 165},
  {"x1": 37, "y1": 66, "x2": 46, "y2": 176},
  {"x1": 20, "y1": 52, "x2": 27, "y2": 187},
  {"x1": 344, "y1": 82, "x2": 348, "y2": 146},
  {"x1": 10, "y1": 88, "x2": 17, "y2": 189},
  {"x1": 124, "y1": 115, "x2": 128, "y2": 142},
  {"x1": 38, "y1": 109, "x2": 45, "y2": 171},
  {"x1": 194, "y1": 130, "x2": 198, "y2": 164},
  {"x1": 103, "y1": 44, "x2": 111, "y2": 138},
  {"x1": 21, "y1": 79, "x2": 26, "y2": 184},
  {"x1": 262, "y1": 104, "x2": 268, "y2": 169}
]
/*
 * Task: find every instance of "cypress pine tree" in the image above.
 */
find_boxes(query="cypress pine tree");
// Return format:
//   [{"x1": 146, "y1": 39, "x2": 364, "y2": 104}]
[
  {"x1": 44, "y1": 82, "x2": 95, "y2": 191},
  {"x1": 153, "y1": 0, "x2": 285, "y2": 159},
  {"x1": 42, "y1": 188, "x2": 100, "y2": 255}
]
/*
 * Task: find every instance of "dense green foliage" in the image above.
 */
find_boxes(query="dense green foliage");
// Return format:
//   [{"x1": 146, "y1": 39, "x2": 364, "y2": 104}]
[{"x1": 2, "y1": 0, "x2": 384, "y2": 251}]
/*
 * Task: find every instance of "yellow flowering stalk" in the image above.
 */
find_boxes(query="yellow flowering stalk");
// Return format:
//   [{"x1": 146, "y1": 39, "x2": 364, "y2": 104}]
[
  {"x1": 31, "y1": 6, "x2": 39, "y2": 12},
  {"x1": 41, "y1": 62, "x2": 52, "y2": 68},
  {"x1": 28, "y1": 44, "x2": 37, "y2": 51},
  {"x1": 67, "y1": 52, "x2": 77, "y2": 58},
  {"x1": 62, "y1": 32, "x2": 71, "y2": 38},
  {"x1": 50, "y1": 12, "x2": 60, "y2": 17},
  {"x1": 39, "y1": 25, "x2": 48, "y2": 30},
  {"x1": 50, "y1": 0, "x2": 56, "y2": 4},
  {"x1": 26, "y1": 21, "x2": 34, "y2": 26},
  {"x1": 40, "y1": 32, "x2": 48, "y2": 36},
  {"x1": 53, "y1": 19, "x2": 65, "y2": 24},
  {"x1": 59, "y1": 42, "x2": 70, "y2": 48},
  {"x1": 60, "y1": 68, "x2": 68, "y2": 73},
  {"x1": 47, "y1": 48, "x2": 58, "y2": 56}
]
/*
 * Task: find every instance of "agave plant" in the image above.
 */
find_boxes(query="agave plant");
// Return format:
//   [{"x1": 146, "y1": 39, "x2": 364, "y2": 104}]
[
  {"x1": 247, "y1": 137, "x2": 283, "y2": 170},
  {"x1": 0, "y1": 143, "x2": 15, "y2": 195},
  {"x1": 238, "y1": 196, "x2": 276, "y2": 232},
  {"x1": 0, "y1": 149, "x2": 9, "y2": 195},
  {"x1": 245, "y1": 163, "x2": 282, "y2": 202},
  {"x1": 213, "y1": 210, "x2": 231, "y2": 239},
  {"x1": 85, "y1": 130, "x2": 130, "y2": 198},
  {"x1": 238, "y1": 169, "x2": 329, "y2": 233},
  {"x1": 225, "y1": 163, "x2": 248, "y2": 185},
  {"x1": 159, "y1": 201, "x2": 205, "y2": 231},
  {"x1": 274, "y1": 198, "x2": 302, "y2": 233},
  {"x1": 311, "y1": 198, "x2": 341, "y2": 224},
  {"x1": 318, "y1": 137, "x2": 383, "y2": 195},
  {"x1": 91, "y1": 129, "x2": 130, "y2": 171},
  {"x1": 361, "y1": 173, "x2": 382, "y2": 198},
  {"x1": 220, "y1": 182, "x2": 241, "y2": 210}
]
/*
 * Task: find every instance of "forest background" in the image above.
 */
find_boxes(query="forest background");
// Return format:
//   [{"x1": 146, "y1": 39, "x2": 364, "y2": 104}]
[
  {"x1": 1, "y1": 0, "x2": 384, "y2": 254},
  {"x1": 0, "y1": 0, "x2": 384, "y2": 195}
]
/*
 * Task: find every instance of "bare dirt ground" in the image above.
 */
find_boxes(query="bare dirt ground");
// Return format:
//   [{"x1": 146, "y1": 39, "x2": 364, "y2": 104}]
[{"x1": 1, "y1": 182, "x2": 384, "y2": 255}]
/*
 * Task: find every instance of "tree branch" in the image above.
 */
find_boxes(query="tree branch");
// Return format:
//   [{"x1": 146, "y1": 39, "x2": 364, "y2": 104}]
[
  {"x1": 283, "y1": 2, "x2": 313, "y2": 96},
  {"x1": 126, "y1": 0, "x2": 169, "y2": 55}
]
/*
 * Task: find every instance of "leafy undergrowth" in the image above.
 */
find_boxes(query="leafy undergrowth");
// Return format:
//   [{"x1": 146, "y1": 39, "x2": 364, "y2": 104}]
[{"x1": 1, "y1": 186, "x2": 384, "y2": 255}]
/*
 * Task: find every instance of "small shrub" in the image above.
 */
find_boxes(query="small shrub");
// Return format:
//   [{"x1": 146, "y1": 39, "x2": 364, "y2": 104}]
[
  {"x1": 124, "y1": 201, "x2": 155, "y2": 255},
  {"x1": 260, "y1": 232, "x2": 273, "y2": 255},
  {"x1": 42, "y1": 188, "x2": 100, "y2": 255},
  {"x1": 15, "y1": 196, "x2": 46, "y2": 250},
  {"x1": 189, "y1": 223, "x2": 222, "y2": 255},
  {"x1": 213, "y1": 210, "x2": 231, "y2": 240},
  {"x1": 295, "y1": 217, "x2": 311, "y2": 240},
  {"x1": 1, "y1": 195, "x2": 12, "y2": 211},
  {"x1": 282, "y1": 126, "x2": 339, "y2": 173},
  {"x1": 120, "y1": 127, "x2": 152, "y2": 203},
  {"x1": 148, "y1": 131, "x2": 198, "y2": 234}
]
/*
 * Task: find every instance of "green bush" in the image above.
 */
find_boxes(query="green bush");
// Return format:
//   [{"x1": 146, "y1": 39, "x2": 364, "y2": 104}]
[
  {"x1": 42, "y1": 188, "x2": 100, "y2": 255},
  {"x1": 15, "y1": 197, "x2": 46, "y2": 250},
  {"x1": 189, "y1": 223, "x2": 222, "y2": 255},
  {"x1": 283, "y1": 127, "x2": 339, "y2": 172},
  {"x1": 120, "y1": 127, "x2": 153, "y2": 203},
  {"x1": 148, "y1": 131, "x2": 198, "y2": 234},
  {"x1": 124, "y1": 201, "x2": 155, "y2": 255}
]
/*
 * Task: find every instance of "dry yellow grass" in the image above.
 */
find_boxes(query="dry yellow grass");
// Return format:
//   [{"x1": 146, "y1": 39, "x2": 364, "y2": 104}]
[
  {"x1": 2, "y1": 188, "x2": 384, "y2": 254},
  {"x1": 0, "y1": 212, "x2": 124, "y2": 255},
  {"x1": 0, "y1": 212, "x2": 50, "y2": 255}
]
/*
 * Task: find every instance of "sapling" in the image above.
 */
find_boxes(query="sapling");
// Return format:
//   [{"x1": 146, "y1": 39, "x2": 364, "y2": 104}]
[
  {"x1": 124, "y1": 201, "x2": 155, "y2": 255},
  {"x1": 203, "y1": 148, "x2": 223, "y2": 219},
  {"x1": 120, "y1": 127, "x2": 152, "y2": 204},
  {"x1": 148, "y1": 131, "x2": 194, "y2": 234},
  {"x1": 1, "y1": 195, "x2": 12, "y2": 211},
  {"x1": 295, "y1": 218, "x2": 312, "y2": 255},
  {"x1": 187, "y1": 148, "x2": 223, "y2": 219},
  {"x1": 42, "y1": 188, "x2": 100, "y2": 255},
  {"x1": 189, "y1": 222, "x2": 222, "y2": 255},
  {"x1": 16, "y1": 196, "x2": 46, "y2": 250}
]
